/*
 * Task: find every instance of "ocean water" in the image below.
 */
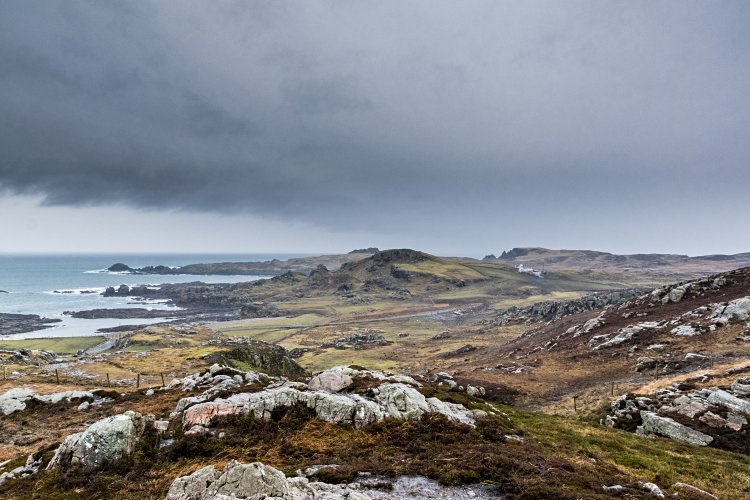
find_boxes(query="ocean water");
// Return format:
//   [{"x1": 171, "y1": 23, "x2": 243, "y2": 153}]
[{"x1": 0, "y1": 253, "x2": 308, "y2": 339}]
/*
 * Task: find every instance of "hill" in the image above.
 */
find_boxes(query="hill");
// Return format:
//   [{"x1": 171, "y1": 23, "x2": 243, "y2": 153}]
[{"x1": 488, "y1": 247, "x2": 750, "y2": 283}]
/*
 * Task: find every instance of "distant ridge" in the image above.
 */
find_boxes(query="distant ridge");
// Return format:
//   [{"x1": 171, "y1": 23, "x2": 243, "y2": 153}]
[{"x1": 486, "y1": 247, "x2": 750, "y2": 278}]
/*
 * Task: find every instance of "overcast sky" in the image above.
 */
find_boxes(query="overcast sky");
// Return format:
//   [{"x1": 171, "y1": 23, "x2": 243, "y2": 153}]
[{"x1": 1, "y1": 1, "x2": 748, "y2": 256}]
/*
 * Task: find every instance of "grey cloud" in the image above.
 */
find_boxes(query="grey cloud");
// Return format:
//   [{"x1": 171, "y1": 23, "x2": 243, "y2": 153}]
[{"x1": 0, "y1": 1, "x2": 749, "y2": 252}]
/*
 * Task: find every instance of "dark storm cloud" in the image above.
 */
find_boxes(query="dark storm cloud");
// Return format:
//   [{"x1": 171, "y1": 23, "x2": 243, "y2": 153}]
[{"x1": 1, "y1": 0, "x2": 749, "y2": 238}]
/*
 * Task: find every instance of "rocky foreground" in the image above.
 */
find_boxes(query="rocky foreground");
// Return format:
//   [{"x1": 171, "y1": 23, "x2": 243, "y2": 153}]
[
  {"x1": 1, "y1": 356, "x2": 733, "y2": 498},
  {"x1": 0, "y1": 363, "x2": 508, "y2": 498}
]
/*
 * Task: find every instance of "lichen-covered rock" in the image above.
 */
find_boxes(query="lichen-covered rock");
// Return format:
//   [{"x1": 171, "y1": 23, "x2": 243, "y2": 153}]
[
  {"x1": 706, "y1": 389, "x2": 750, "y2": 416},
  {"x1": 374, "y1": 383, "x2": 431, "y2": 420},
  {"x1": 47, "y1": 411, "x2": 147, "y2": 471},
  {"x1": 165, "y1": 465, "x2": 217, "y2": 500},
  {"x1": 662, "y1": 285, "x2": 688, "y2": 304},
  {"x1": 182, "y1": 386, "x2": 385, "y2": 429},
  {"x1": 0, "y1": 388, "x2": 97, "y2": 416},
  {"x1": 205, "y1": 461, "x2": 290, "y2": 498},
  {"x1": 730, "y1": 378, "x2": 750, "y2": 396},
  {"x1": 712, "y1": 297, "x2": 750, "y2": 324},
  {"x1": 308, "y1": 366, "x2": 357, "y2": 393},
  {"x1": 165, "y1": 460, "x2": 369, "y2": 500},
  {"x1": 592, "y1": 322, "x2": 661, "y2": 350},
  {"x1": 0, "y1": 388, "x2": 35, "y2": 416},
  {"x1": 309, "y1": 366, "x2": 421, "y2": 394},
  {"x1": 181, "y1": 381, "x2": 483, "y2": 431},
  {"x1": 637, "y1": 411, "x2": 713, "y2": 446}
]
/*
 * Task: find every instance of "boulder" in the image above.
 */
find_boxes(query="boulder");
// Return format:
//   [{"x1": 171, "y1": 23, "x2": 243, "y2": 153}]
[
  {"x1": 308, "y1": 366, "x2": 356, "y2": 393},
  {"x1": 727, "y1": 413, "x2": 747, "y2": 431},
  {"x1": 164, "y1": 465, "x2": 217, "y2": 500},
  {"x1": 712, "y1": 297, "x2": 750, "y2": 324},
  {"x1": 205, "y1": 461, "x2": 289, "y2": 499},
  {"x1": 706, "y1": 389, "x2": 750, "y2": 416},
  {"x1": 47, "y1": 411, "x2": 147, "y2": 471},
  {"x1": 699, "y1": 411, "x2": 728, "y2": 428},
  {"x1": 374, "y1": 383, "x2": 431, "y2": 420},
  {"x1": 466, "y1": 385, "x2": 486, "y2": 397},
  {"x1": 637, "y1": 411, "x2": 713, "y2": 446},
  {"x1": 0, "y1": 388, "x2": 36, "y2": 416},
  {"x1": 672, "y1": 396, "x2": 709, "y2": 419}
]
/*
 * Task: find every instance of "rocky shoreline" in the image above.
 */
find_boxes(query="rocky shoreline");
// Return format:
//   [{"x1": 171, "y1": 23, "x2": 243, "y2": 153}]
[
  {"x1": 0, "y1": 313, "x2": 62, "y2": 336},
  {"x1": 63, "y1": 308, "x2": 188, "y2": 320},
  {"x1": 106, "y1": 251, "x2": 375, "y2": 276}
]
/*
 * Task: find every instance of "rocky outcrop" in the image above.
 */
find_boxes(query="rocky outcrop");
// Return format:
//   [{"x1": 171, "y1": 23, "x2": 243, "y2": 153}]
[
  {"x1": 712, "y1": 297, "x2": 750, "y2": 324},
  {"x1": 492, "y1": 290, "x2": 642, "y2": 326},
  {"x1": 320, "y1": 331, "x2": 392, "y2": 350},
  {"x1": 47, "y1": 411, "x2": 148, "y2": 471},
  {"x1": 606, "y1": 376, "x2": 750, "y2": 450},
  {"x1": 0, "y1": 313, "x2": 62, "y2": 335},
  {"x1": 165, "y1": 460, "x2": 369, "y2": 500},
  {"x1": 178, "y1": 366, "x2": 485, "y2": 433},
  {"x1": 204, "y1": 340, "x2": 307, "y2": 377},
  {"x1": 183, "y1": 386, "x2": 377, "y2": 430},
  {"x1": 637, "y1": 412, "x2": 714, "y2": 446},
  {"x1": 107, "y1": 263, "x2": 132, "y2": 272},
  {"x1": 591, "y1": 322, "x2": 663, "y2": 350},
  {"x1": 0, "y1": 388, "x2": 99, "y2": 416},
  {"x1": 64, "y1": 308, "x2": 184, "y2": 319},
  {"x1": 165, "y1": 459, "x2": 496, "y2": 500}
]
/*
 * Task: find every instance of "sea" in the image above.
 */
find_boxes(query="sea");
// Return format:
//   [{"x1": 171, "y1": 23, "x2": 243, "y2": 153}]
[{"x1": 0, "y1": 253, "x2": 309, "y2": 339}]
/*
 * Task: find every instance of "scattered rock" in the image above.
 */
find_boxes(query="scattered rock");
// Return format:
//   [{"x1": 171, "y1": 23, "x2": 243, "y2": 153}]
[
  {"x1": 636, "y1": 357, "x2": 657, "y2": 372},
  {"x1": 671, "y1": 325, "x2": 699, "y2": 337},
  {"x1": 683, "y1": 353, "x2": 709, "y2": 363},
  {"x1": 671, "y1": 482, "x2": 718, "y2": 499},
  {"x1": 0, "y1": 388, "x2": 98, "y2": 416}
]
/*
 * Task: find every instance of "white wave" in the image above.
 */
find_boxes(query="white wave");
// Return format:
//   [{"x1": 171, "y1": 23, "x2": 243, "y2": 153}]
[{"x1": 44, "y1": 287, "x2": 107, "y2": 295}]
